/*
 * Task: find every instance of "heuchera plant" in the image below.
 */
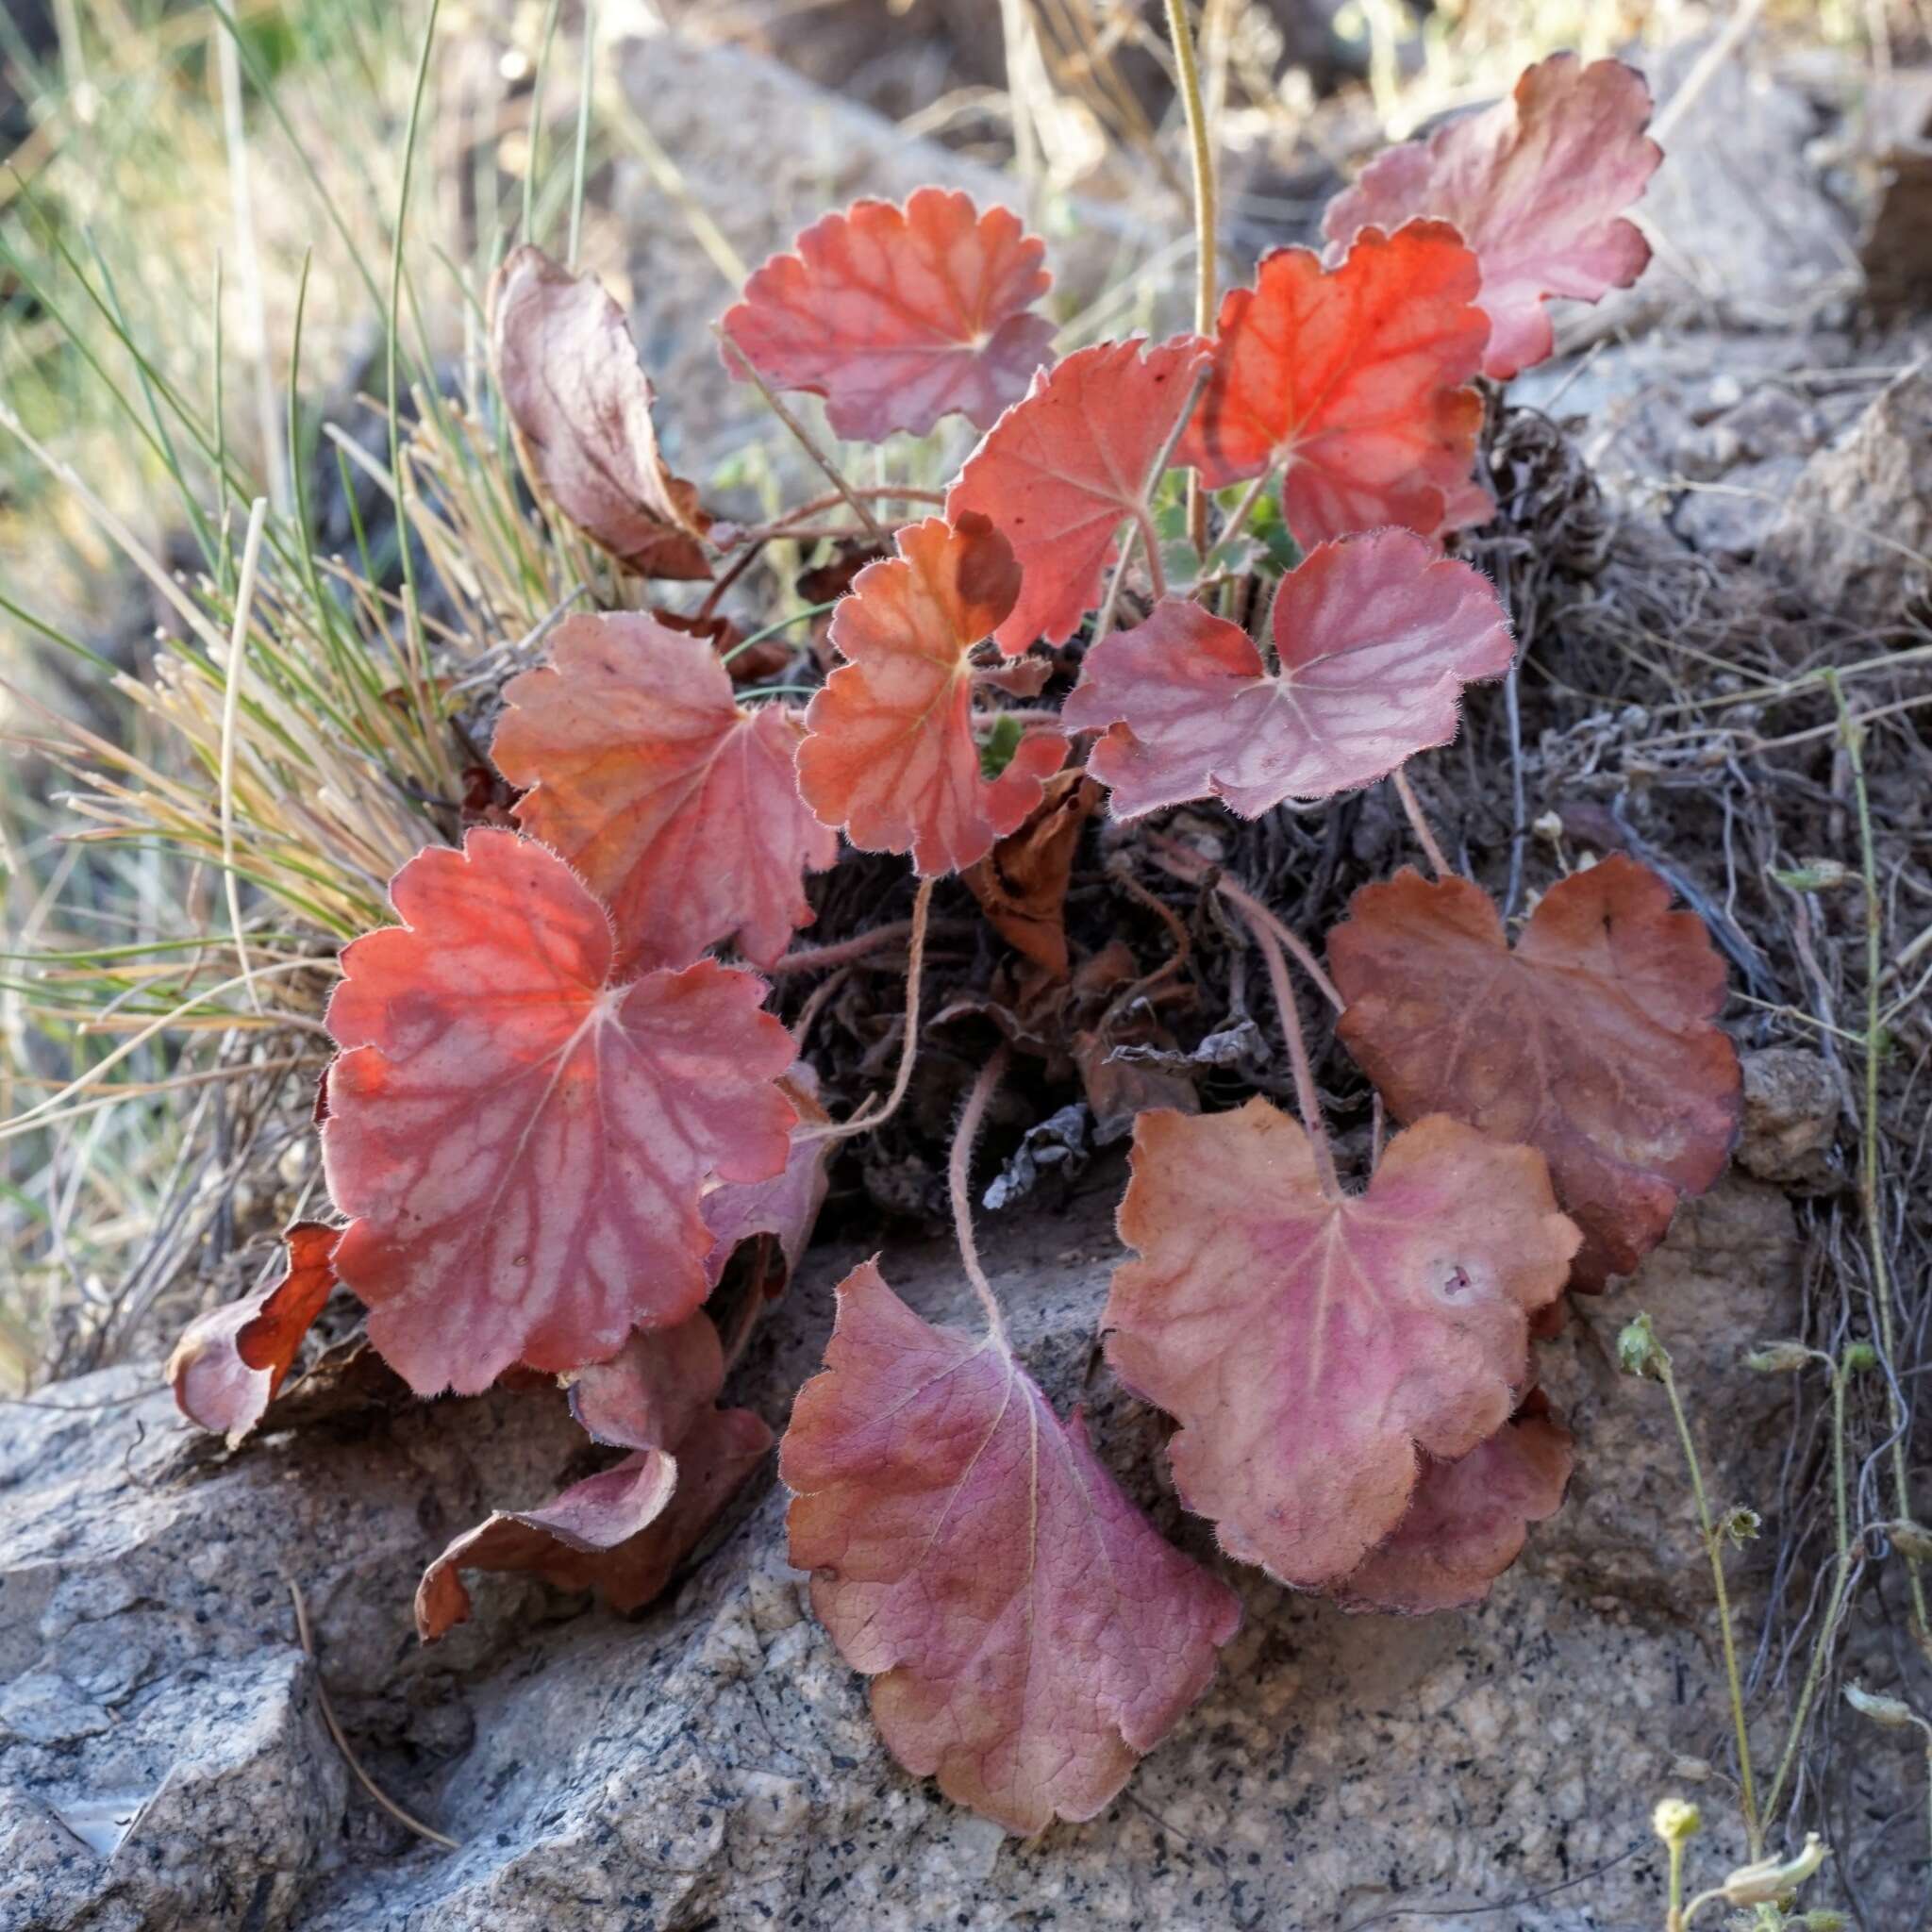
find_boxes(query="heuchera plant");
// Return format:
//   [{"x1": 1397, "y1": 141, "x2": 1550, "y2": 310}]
[{"x1": 171, "y1": 52, "x2": 1735, "y2": 1838}]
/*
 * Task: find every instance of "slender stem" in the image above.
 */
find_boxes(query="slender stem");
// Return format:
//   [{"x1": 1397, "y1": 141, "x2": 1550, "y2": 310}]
[
  {"x1": 566, "y1": 0, "x2": 595, "y2": 268},
  {"x1": 1665, "y1": 1836, "x2": 1686, "y2": 1932},
  {"x1": 218, "y1": 499, "x2": 270, "y2": 1015},
  {"x1": 1143, "y1": 834, "x2": 1345, "y2": 1010},
  {"x1": 1164, "y1": 0, "x2": 1216, "y2": 558},
  {"x1": 1829, "y1": 669, "x2": 1929, "y2": 1647},
  {"x1": 1140, "y1": 512, "x2": 1169, "y2": 602},
  {"x1": 1092, "y1": 521, "x2": 1141, "y2": 645},
  {"x1": 1238, "y1": 906, "x2": 1341, "y2": 1201},
  {"x1": 801, "y1": 877, "x2": 934, "y2": 1142},
  {"x1": 1657, "y1": 1352, "x2": 1762, "y2": 1856},
  {"x1": 715, "y1": 330, "x2": 885, "y2": 542},
  {"x1": 1764, "y1": 1356, "x2": 1854, "y2": 1829},
  {"x1": 950, "y1": 1044, "x2": 1013, "y2": 1347},
  {"x1": 1391, "y1": 765, "x2": 1451, "y2": 878},
  {"x1": 1216, "y1": 466, "x2": 1275, "y2": 559},
  {"x1": 768, "y1": 915, "x2": 942, "y2": 976}
]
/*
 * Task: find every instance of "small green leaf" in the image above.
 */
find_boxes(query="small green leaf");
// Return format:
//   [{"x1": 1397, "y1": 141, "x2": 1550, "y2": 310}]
[{"x1": 978, "y1": 712, "x2": 1024, "y2": 781}]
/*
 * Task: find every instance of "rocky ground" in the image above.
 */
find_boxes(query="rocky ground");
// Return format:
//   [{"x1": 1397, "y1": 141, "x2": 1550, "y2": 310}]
[{"x1": 5, "y1": 21, "x2": 1931, "y2": 1932}]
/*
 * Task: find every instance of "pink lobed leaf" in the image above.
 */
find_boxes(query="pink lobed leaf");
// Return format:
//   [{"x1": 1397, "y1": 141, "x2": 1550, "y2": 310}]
[
  {"x1": 795, "y1": 514, "x2": 1066, "y2": 875},
  {"x1": 1330, "y1": 1398, "x2": 1574, "y2": 1613},
  {"x1": 1177, "y1": 222, "x2": 1491, "y2": 546},
  {"x1": 322, "y1": 829, "x2": 797, "y2": 1397},
  {"x1": 491, "y1": 245, "x2": 712, "y2": 579},
  {"x1": 568, "y1": 1311, "x2": 726, "y2": 1452},
  {"x1": 414, "y1": 1404, "x2": 773, "y2": 1640},
  {"x1": 946, "y1": 335, "x2": 1212, "y2": 653},
  {"x1": 1103, "y1": 1101, "x2": 1578, "y2": 1589},
  {"x1": 167, "y1": 1222, "x2": 341, "y2": 1445},
  {"x1": 1064, "y1": 528, "x2": 1513, "y2": 818},
  {"x1": 782, "y1": 1258, "x2": 1241, "y2": 1834},
  {"x1": 491, "y1": 612, "x2": 838, "y2": 973},
  {"x1": 1323, "y1": 55, "x2": 1661, "y2": 380},
  {"x1": 722, "y1": 187, "x2": 1057, "y2": 441}
]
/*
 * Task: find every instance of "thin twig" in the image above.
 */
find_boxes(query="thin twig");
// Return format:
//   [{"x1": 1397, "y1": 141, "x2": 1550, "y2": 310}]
[
  {"x1": 800, "y1": 877, "x2": 935, "y2": 1142},
  {"x1": 714, "y1": 330, "x2": 884, "y2": 542},
  {"x1": 219, "y1": 498, "x2": 270, "y2": 1014},
  {"x1": 1163, "y1": 0, "x2": 1217, "y2": 558},
  {"x1": 950, "y1": 1043, "x2": 1013, "y2": 1347},
  {"x1": 287, "y1": 1578, "x2": 458, "y2": 1850},
  {"x1": 1391, "y1": 765, "x2": 1451, "y2": 878},
  {"x1": 1237, "y1": 905, "x2": 1341, "y2": 1200}
]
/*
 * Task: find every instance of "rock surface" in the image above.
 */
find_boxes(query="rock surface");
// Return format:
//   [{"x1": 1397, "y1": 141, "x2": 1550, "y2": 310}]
[{"x1": 3, "y1": 1159, "x2": 1881, "y2": 1932}]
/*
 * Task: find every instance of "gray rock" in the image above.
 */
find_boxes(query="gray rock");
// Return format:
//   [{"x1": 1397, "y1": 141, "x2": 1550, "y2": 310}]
[
  {"x1": 1738, "y1": 1046, "x2": 1843, "y2": 1193},
  {"x1": 5, "y1": 1160, "x2": 1879, "y2": 1932},
  {"x1": 1760, "y1": 366, "x2": 1932, "y2": 625}
]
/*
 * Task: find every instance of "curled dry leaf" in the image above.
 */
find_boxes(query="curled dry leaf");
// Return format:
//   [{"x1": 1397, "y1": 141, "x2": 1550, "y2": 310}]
[
  {"x1": 1331, "y1": 1397, "x2": 1574, "y2": 1613},
  {"x1": 1327, "y1": 858, "x2": 1741, "y2": 1288},
  {"x1": 167, "y1": 1222, "x2": 340, "y2": 1445},
  {"x1": 722, "y1": 187, "x2": 1056, "y2": 441},
  {"x1": 1064, "y1": 529, "x2": 1513, "y2": 819},
  {"x1": 947, "y1": 335, "x2": 1212, "y2": 653},
  {"x1": 568, "y1": 1312, "x2": 726, "y2": 1452},
  {"x1": 1104, "y1": 1101, "x2": 1577, "y2": 1589},
  {"x1": 700, "y1": 1070, "x2": 834, "y2": 1289},
  {"x1": 1178, "y1": 223, "x2": 1491, "y2": 546},
  {"x1": 322, "y1": 829, "x2": 797, "y2": 1397},
  {"x1": 963, "y1": 770, "x2": 1100, "y2": 978},
  {"x1": 414, "y1": 1405, "x2": 773, "y2": 1641},
  {"x1": 782, "y1": 1259, "x2": 1241, "y2": 1835},
  {"x1": 1323, "y1": 55, "x2": 1661, "y2": 381},
  {"x1": 796, "y1": 514, "x2": 1066, "y2": 875},
  {"x1": 491, "y1": 612, "x2": 838, "y2": 973},
  {"x1": 491, "y1": 245, "x2": 711, "y2": 579}
]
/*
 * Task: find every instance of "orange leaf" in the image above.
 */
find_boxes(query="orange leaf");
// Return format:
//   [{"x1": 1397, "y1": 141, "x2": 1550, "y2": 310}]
[
  {"x1": 1104, "y1": 1101, "x2": 1577, "y2": 1588},
  {"x1": 166, "y1": 1222, "x2": 340, "y2": 1445},
  {"x1": 1324, "y1": 55, "x2": 1660, "y2": 380},
  {"x1": 491, "y1": 245, "x2": 712, "y2": 579},
  {"x1": 1331, "y1": 1397, "x2": 1574, "y2": 1613},
  {"x1": 1178, "y1": 223, "x2": 1491, "y2": 546},
  {"x1": 1327, "y1": 858, "x2": 1741, "y2": 1288},
  {"x1": 782, "y1": 1259, "x2": 1241, "y2": 1834},
  {"x1": 947, "y1": 335, "x2": 1212, "y2": 652},
  {"x1": 796, "y1": 514, "x2": 1066, "y2": 875},
  {"x1": 492, "y1": 613, "x2": 838, "y2": 973},
  {"x1": 322, "y1": 830, "x2": 797, "y2": 1396},
  {"x1": 722, "y1": 188, "x2": 1056, "y2": 441}
]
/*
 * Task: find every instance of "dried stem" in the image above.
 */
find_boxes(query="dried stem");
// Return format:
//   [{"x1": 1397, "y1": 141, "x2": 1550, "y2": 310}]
[
  {"x1": 1829, "y1": 669, "x2": 1930, "y2": 1648},
  {"x1": 1163, "y1": 0, "x2": 1217, "y2": 558},
  {"x1": 288, "y1": 1578, "x2": 458, "y2": 1850},
  {"x1": 800, "y1": 876, "x2": 934, "y2": 1142},
  {"x1": 950, "y1": 1042, "x2": 1013, "y2": 1347},
  {"x1": 219, "y1": 498, "x2": 270, "y2": 1014},
  {"x1": 1654, "y1": 1347, "x2": 1763, "y2": 1856},
  {"x1": 714, "y1": 329, "x2": 885, "y2": 542},
  {"x1": 1391, "y1": 764, "x2": 1451, "y2": 878},
  {"x1": 1145, "y1": 834, "x2": 1344, "y2": 1010},
  {"x1": 1237, "y1": 904, "x2": 1341, "y2": 1200}
]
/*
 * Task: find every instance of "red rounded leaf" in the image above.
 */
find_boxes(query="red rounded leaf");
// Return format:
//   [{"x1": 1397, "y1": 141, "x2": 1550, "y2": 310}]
[
  {"x1": 796, "y1": 514, "x2": 1066, "y2": 875},
  {"x1": 1104, "y1": 1102, "x2": 1577, "y2": 1589},
  {"x1": 1331, "y1": 1399, "x2": 1574, "y2": 1614},
  {"x1": 701, "y1": 1071, "x2": 833, "y2": 1289},
  {"x1": 722, "y1": 187, "x2": 1056, "y2": 441},
  {"x1": 167, "y1": 1222, "x2": 340, "y2": 1445},
  {"x1": 568, "y1": 1312, "x2": 726, "y2": 1452},
  {"x1": 1323, "y1": 55, "x2": 1661, "y2": 381},
  {"x1": 492, "y1": 612, "x2": 837, "y2": 973},
  {"x1": 491, "y1": 245, "x2": 711, "y2": 579},
  {"x1": 322, "y1": 829, "x2": 797, "y2": 1396},
  {"x1": 782, "y1": 1259, "x2": 1241, "y2": 1835},
  {"x1": 415, "y1": 1404, "x2": 772, "y2": 1640},
  {"x1": 946, "y1": 334, "x2": 1212, "y2": 652},
  {"x1": 1064, "y1": 529, "x2": 1513, "y2": 818},
  {"x1": 1178, "y1": 223, "x2": 1491, "y2": 546},
  {"x1": 1328, "y1": 858, "x2": 1742, "y2": 1289}
]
